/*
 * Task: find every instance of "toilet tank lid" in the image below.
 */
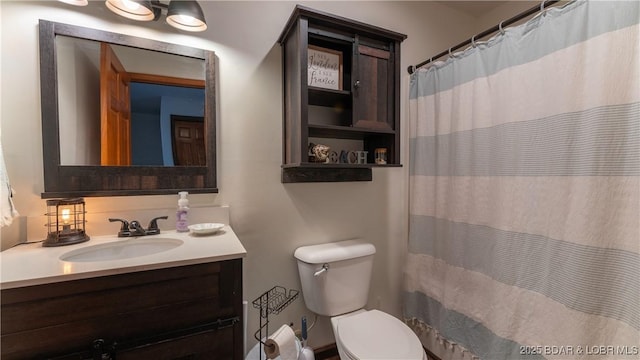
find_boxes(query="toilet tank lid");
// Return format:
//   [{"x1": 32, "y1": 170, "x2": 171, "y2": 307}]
[{"x1": 294, "y1": 240, "x2": 376, "y2": 264}]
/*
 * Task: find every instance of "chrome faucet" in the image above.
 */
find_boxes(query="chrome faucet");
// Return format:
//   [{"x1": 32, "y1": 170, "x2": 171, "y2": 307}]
[{"x1": 109, "y1": 216, "x2": 168, "y2": 237}]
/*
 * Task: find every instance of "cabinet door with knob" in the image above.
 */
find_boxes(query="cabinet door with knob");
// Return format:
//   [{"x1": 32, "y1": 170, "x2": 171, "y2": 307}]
[{"x1": 279, "y1": 5, "x2": 406, "y2": 183}]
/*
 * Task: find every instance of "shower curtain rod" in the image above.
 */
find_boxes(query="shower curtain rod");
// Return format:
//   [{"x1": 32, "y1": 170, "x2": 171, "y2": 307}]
[{"x1": 407, "y1": 0, "x2": 561, "y2": 74}]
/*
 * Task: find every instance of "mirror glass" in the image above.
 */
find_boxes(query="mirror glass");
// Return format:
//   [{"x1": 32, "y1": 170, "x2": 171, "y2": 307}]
[
  {"x1": 39, "y1": 20, "x2": 217, "y2": 198},
  {"x1": 56, "y1": 36, "x2": 206, "y2": 166}
]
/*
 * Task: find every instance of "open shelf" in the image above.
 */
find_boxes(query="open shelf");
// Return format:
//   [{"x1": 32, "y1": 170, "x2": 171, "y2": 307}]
[
  {"x1": 302, "y1": 163, "x2": 399, "y2": 168},
  {"x1": 308, "y1": 124, "x2": 395, "y2": 139},
  {"x1": 282, "y1": 166, "x2": 372, "y2": 183},
  {"x1": 283, "y1": 162, "x2": 371, "y2": 169},
  {"x1": 308, "y1": 87, "x2": 351, "y2": 107}
]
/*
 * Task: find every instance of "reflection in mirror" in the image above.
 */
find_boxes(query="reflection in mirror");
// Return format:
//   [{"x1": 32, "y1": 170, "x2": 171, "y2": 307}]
[
  {"x1": 56, "y1": 36, "x2": 206, "y2": 166},
  {"x1": 39, "y1": 20, "x2": 217, "y2": 198}
]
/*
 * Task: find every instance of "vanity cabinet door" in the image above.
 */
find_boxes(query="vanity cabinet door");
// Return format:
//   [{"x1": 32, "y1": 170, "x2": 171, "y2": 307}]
[
  {"x1": 116, "y1": 326, "x2": 236, "y2": 360},
  {"x1": 0, "y1": 259, "x2": 243, "y2": 360}
]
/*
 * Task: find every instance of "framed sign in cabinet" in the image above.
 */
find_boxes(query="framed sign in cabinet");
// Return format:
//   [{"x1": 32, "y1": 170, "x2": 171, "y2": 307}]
[
  {"x1": 308, "y1": 45, "x2": 343, "y2": 90},
  {"x1": 278, "y1": 5, "x2": 407, "y2": 183}
]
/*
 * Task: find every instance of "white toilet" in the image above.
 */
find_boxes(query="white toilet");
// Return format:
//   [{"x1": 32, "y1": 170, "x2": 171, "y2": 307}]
[{"x1": 294, "y1": 240, "x2": 426, "y2": 360}]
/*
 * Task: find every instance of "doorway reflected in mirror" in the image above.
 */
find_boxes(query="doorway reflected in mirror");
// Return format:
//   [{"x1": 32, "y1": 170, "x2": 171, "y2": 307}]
[
  {"x1": 130, "y1": 83, "x2": 205, "y2": 166},
  {"x1": 170, "y1": 115, "x2": 205, "y2": 166},
  {"x1": 56, "y1": 35, "x2": 205, "y2": 166}
]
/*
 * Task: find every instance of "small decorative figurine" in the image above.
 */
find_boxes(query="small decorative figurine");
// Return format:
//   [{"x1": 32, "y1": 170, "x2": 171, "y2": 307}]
[{"x1": 308, "y1": 143, "x2": 331, "y2": 163}]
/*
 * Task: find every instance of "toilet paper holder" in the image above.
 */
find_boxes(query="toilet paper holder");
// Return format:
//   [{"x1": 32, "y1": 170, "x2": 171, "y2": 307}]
[{"x1": 252, "y1": 286, "x2": 300, "y2": 359}]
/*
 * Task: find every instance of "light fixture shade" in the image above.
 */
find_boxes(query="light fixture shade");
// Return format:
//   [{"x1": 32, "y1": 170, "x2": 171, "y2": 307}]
[
  {"x1": 166, "y1": 1, "x2": 207, "y2": 32},
  {"x1": 105, "y1": 0, "x2": 156, "y2": 21},
  {"x1": 58, "y1": 0, "x2": 89, "y2": 6}
]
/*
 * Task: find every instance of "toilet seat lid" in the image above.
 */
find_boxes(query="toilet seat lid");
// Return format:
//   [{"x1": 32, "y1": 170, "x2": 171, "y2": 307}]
[{"x1": 337, "y1": 310, "x2": 423, "y2": 360}]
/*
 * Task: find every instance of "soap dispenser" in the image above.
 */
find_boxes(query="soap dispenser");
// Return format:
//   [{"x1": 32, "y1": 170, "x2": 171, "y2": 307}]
[{"x1": 176, "y1": 191, "x2": 190, "y2": 232}]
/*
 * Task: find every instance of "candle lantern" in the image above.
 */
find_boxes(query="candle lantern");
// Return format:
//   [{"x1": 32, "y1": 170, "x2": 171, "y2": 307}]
[
  {"x1": 374, "y1": 148, "x2": 387, "y2": 165},
  {"x1": 43, "y1": 198, "x2": 90, "y2": 247}
]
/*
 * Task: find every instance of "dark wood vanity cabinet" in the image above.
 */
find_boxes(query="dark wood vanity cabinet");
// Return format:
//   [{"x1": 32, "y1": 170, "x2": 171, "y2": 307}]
[
  {"x1": 279, "y1": 6, "x2": 406, "y2": 183},
  {"x1": 0, "y1": 259, "x2": 243, "y2": 360}
]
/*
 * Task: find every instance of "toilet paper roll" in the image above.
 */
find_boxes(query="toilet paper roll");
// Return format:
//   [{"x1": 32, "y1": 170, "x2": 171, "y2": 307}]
[{"x1": 264, "y1": 324, "x2": 298, "y2": 360}]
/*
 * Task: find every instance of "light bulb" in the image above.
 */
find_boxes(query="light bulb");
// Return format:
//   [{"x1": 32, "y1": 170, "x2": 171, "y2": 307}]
[
  {"x1": 105, "y1": 0, "x2": 155, "y2": 21},
  {"x1": 61, "y1": 208, "x2": 71, "y2": 225},
  {"x1": 179, "y1": 15, "x2": 197, "y2": 25},
  {"x1": 122, "y1": 0, "x2": 140, "y2": 11}
]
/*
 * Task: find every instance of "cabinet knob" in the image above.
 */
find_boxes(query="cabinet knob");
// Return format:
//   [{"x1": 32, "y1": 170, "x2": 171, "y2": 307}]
[{"x1": 354, "y1": 80, "x2": 360, "y2": 89}]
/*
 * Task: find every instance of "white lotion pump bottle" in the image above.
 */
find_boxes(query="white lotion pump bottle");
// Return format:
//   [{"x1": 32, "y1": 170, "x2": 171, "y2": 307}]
[{"x1": 176, "y1": 191, "x2": 190, "y2": 232}]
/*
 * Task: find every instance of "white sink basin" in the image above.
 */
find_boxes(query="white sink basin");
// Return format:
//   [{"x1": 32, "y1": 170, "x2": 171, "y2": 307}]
[{"x1": 60, "y1": 237, "x2": 184, "y2": 262}]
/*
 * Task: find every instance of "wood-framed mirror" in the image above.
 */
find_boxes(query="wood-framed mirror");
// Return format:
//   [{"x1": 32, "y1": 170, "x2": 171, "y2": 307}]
[{"x1": 39, "y1": 20, "x2": 217, "y2": 198}]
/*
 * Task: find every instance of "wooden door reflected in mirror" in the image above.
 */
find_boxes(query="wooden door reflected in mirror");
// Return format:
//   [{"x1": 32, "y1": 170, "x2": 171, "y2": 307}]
[
  {"x1": 172, "y1": 115, "x2": 206, "y2": 166},
  {"x1": 101, "y1": 43, "x2": 131, "y2": 166}
]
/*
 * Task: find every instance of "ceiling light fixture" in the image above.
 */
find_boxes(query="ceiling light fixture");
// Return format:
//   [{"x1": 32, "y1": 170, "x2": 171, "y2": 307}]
[
  {"x1": 166, "y1": 0, "x2": 207, "y2": 32},
  {"x1": 106, "y1": 0, "x2": 207, "y2": 32},
  {"x1": 105, "y1": 0, "x2": 158, "y2": 22},
  {"x1": 57, "y1": 0, "x2": 207, "y2": 32}
]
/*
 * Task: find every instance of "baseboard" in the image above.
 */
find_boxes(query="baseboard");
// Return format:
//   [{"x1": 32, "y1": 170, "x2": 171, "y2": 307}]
[
  {"x1": 425, "y1": 346, "x2": 442, "y2": 360},
  {"x1": 313, "y1": 343, "x2": 339, "y2": 360},
  {"x1": 312, "y1": 342, "x2": 441, "y2": 360}
]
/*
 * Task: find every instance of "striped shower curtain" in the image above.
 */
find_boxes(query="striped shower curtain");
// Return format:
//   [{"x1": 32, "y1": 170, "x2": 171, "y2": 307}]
[{"x1": 404, "y1": 1, "x2": 639, "y2": 359}]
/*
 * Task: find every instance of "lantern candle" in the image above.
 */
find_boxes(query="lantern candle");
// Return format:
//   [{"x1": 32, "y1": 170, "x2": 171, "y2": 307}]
[{"x1": 43, "y1": 198, "x2": 90, "y2": 247}]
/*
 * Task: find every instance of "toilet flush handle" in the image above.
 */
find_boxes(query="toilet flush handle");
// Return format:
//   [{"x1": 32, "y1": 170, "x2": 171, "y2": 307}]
[{"x1": 314, "y1": 263, "x2": 330, "y2": 276}]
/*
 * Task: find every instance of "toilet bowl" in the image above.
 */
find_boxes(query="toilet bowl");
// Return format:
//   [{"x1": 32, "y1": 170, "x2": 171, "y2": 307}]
[
  {"x1": 294, "y1": 240, "x2": 426, "y2": 360},
  {"x1": 331, "y1": 309, "x2": 426, "y2": 360}
]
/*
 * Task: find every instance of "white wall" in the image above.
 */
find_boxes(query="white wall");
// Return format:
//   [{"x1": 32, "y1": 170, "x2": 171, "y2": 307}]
[
  {"x1": 0, "y1": 0, "x2": 517, "y2": 351},
  {"x1": 57, "y1": 36, "x2": 101, "y2": 165}
]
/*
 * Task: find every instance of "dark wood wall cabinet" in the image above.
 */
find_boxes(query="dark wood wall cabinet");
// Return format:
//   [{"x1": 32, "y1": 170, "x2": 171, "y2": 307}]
[
  {"x1": 1, "y1": 260, "x2": 243, "y2": 360},
  {"x1": 278, "y1": 6, "x2": 406, "y2": 183}
]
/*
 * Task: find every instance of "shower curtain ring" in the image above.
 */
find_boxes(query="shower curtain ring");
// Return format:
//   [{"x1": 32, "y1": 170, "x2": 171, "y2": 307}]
[
  {"x1": 499, "y1": 20, "x2": 505, "y2": 35},
  {"x1": 540, "y1": 0, "x2": 548, "y2": 16},
  {"x1": 448, "y1": 47, "x2": 454, "y2": 58},
  {"x1": 471, "y1": 35, "x2": 477, "y2": 48}
]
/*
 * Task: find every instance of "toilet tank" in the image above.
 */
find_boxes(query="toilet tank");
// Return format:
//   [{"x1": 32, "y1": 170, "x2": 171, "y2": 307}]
[{"x1": 294, "y1": 240, "x2": 376, "y2": 316}]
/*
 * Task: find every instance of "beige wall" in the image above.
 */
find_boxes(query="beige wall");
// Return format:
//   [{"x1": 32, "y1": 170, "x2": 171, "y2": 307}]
[
  {"x1": 476, "y1": 1, "x2": 539, "y2": 30},
  {"x1": 0, "y1": 0, "x2": 522, "y2": 351}
]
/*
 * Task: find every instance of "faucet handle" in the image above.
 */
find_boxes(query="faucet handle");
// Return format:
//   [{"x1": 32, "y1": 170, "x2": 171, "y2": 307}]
[
  {"x1": 147, "y1": 216, "x2": 168, "y2": 234},
  {"x1": 109, "y1": 218, "x2": 131, "y2": 237}
]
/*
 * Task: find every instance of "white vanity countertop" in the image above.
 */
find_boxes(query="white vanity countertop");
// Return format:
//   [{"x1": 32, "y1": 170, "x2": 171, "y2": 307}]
[{"x1": 0, "y1": 226, "x2": 246, "y2": 290}]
